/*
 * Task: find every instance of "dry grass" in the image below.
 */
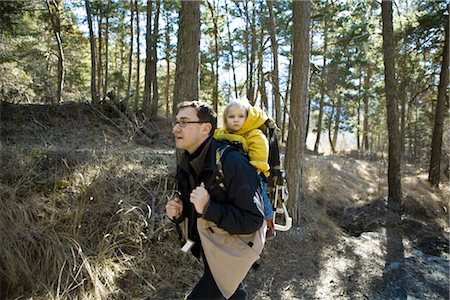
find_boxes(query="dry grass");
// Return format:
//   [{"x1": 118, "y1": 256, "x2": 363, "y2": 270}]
[
  {"x1": 0, "y1": 144, "x2": 183, "y2": 299},
  {"x1": 303, "y1": 155, "x2": 449, "y2": 226},
  {"x1": 0, "y1": 101, "x2": 196, "y2": 299},
  {"x1": 1, "y1": 102, "x2": 448, "y2": 299}
]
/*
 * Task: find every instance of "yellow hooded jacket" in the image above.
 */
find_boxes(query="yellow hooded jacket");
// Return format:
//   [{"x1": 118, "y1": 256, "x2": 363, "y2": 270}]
[{"x1": 214, "y1": 106, "x2": 270, "y2": 177}]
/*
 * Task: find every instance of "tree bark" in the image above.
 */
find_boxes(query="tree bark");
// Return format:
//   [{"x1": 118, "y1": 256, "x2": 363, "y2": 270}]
[
  {"x1": 46, "y1": 0, "x2": 65, "y2": 104},
  {"x1": 127, "y1": 0, "x2": 135, "y2": 110},
  {"x1": 143, "y1": 0, "x2": 153, "y2": 115},
  {"x1": 286, "y1": 0, "x2": 311, "y2": 226},
  {"x1": 225, "y1": 1, "x2": 238, "y2": 99},
  {"x1": 282, "y1": 56, "x2": 292, "y2": 143},
  {"x1": 332, "y1": 93, "x2": 341, "y2": 153},
  {"x1": 381, "y1": 1, "x2": 404, "y2": 278},
  {"x1": 207, "y1": 0, "x2": 219, "y2": 113},
  {"x1": 97, "y1": 5, "x2": 103, "y2": 101},
  {"x1": 85, "y1": 0, "x2": 98, "y2": 104},
  {"x1": 428, "y1": 5, "x2": 449, "y2": 187},
  {"x1": 382, "y1": 0, "x2": 402, "y2": 203},
  {"x1": 363, "y1": 64, "x2": 371, "y2": 151},
  {"x1": 134, "y1": 0, "x2": 140, "y2": 113},
  {"x1": 257, "y1": 17, "x2": 268, "y2": 112},
  {"x1": 249, "y1": 2, "x2": 257, "y2": 105},
  {"x1": 172, "y1": 1, "x2": 200, "y2": 116},
  {"x1": 314, "y1": 20, "x2": 327, "y2": 154},
  {"x1": 164, "y1": 3, "x2": 171, "y2": 117},
  {"x1": 150, "y1": 0, "x2": 161, "y2": 117},
  {"x1": 104, "y1": 0, "x2": 111, "y2": 98},
  {"x1": 267, "y1": 0, "x2": 281, "y2": 125}
]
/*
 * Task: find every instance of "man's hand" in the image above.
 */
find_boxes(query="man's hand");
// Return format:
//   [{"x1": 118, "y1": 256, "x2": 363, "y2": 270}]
[
  {"x1": 166, "y1": 197, "x2": 183, "y2": 221},
  {"x1": 190, "y1": 182, "x2": 210, "y2": 214}
]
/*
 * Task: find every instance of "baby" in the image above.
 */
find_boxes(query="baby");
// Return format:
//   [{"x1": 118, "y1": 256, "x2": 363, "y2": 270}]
[{"x1": 214, "y1": 100, "x2": 275, "y2": 239}]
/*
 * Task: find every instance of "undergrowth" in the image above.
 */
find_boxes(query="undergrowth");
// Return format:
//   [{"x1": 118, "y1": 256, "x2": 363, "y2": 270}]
[{"x1": 0, "y1": 143, "x2": 192, "y2": 299}]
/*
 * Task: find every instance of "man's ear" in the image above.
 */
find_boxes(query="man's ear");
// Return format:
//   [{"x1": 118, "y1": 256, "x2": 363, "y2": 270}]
[{"x1": 202, "y1": 123, "x2": 212, "y2": 135}]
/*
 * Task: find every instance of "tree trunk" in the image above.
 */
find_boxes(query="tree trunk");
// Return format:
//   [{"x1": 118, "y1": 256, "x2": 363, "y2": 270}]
[
  {"x1": 428, "y1": 5, "x2": 449, "y2": 187},
  {"x1": 85, "y1": 0, "x2": 98, "y2": 104},
  {"x1": 286, "y1": 0, "x2": 311, "y2": 226},
  {"x1": 257, "y1": 5, "x2": 268, "y2": 111},
  {"x1": 382, "y1": 0, "x2": 402, "y2": 204},
  {"x1": 150, "y1": 0, "x2": 161, "y2": 117},
  {"x1": 119, "y1": 9, "x2": 126, "y2": 98},
  {"x1": 127, "y1": 0, "x2": 135, "y2": 110},
  {"x1": 164, "y1": 3, "x2": 171, "y2": 117},
  {"x1": 143, "y1": 0, "x2": 153, "y2": 116},
  {"x1": 97, "y1": 5, "x2": 103, "y2": 101},
  {"x1": 381, "y1": 0, "x2": 404, "y2": 278},
  {"x1": 282, "y1": 56, "x2": 292, "y2": 143},
  {"x1": 356, "y1": 70, "x2": 362, "y2": 151},
  {"x1": 207, "y1": 0, "x2": 219, "y2": 113},
  {"x1": 172, "y1": 1, "x2": 200, "y2": 116},
  {"x1": 134, "y1": 0, "x2": 140, "y2": 113},
  {"x1": 363, "y1": 64, "x2": 371, "y2": 151},
  {"x1": 267, "y1": 0, "x2": 281, "y2": 125},
  {"x1": 104, "y1": 0, "x2": 111, "y2": 98},
  {"x1": 45, "y1": 0, "x2": 64, "y2": 104},
  {"x1": 225, "y1": 1, "x2": 238, "y2": 99},
  {"x1": 314, "y1": 21, "x2": 327, "y2": 154},
  {"x1": 249, "y1": 2, "x2": 257, "y2": 105},
  {"x1": 332, "y1": 94, "x2": 341, "y2": 153},
  {"x1": 327, "y1": 100, "x2": 335, "y2": 153},
  {"x1": 244, "y1": 1, "x2": 250, "y2": 102}
]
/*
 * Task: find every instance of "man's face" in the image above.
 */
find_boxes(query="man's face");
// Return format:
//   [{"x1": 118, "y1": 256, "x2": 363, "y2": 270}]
[{"x1": 173, "y1": 107, "x2": 210, "y2": 154}]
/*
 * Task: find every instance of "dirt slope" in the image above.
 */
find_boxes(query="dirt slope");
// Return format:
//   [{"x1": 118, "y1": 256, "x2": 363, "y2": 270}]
[{"x1": 1, "y1": 101, "x2": 448, "y2": 300}]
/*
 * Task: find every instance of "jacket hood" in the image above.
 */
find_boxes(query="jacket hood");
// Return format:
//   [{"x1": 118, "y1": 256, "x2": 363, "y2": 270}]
[{"x1": 235, "y1": 106, "x2": 268, "y2": 135}]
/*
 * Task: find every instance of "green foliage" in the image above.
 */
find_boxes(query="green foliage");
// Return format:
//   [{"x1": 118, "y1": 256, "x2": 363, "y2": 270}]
[
  {"x1": 0, "y1": 0, "x2": 446, "y2": 161},
  {"x1": 0, "y1": 62, "x2": 35, "y2": 103}
]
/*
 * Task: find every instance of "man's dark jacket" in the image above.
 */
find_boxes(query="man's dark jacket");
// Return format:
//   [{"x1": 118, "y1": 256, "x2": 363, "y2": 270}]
[{"x1": 175, "y1": 137, "x2": 264, "y2": 258}]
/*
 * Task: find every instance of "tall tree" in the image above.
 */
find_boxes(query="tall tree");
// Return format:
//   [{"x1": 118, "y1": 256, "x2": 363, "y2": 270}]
[
  {"x1": 428, "y1": 5, "x2": 449, "y2": 187},
  {"x1": 314, "y1": 18, "x2": 328, "y2": 153},
  {"x1": 97, "y1": 2, "x2": 103, "y2": 101},
  {"x1": 363, "y1": 64, "x2": 372, "y2": 151},
  {"x1": 382, "y1": 0, "x2": 402, "y2": 205},
  {"x1": 85, "y1": 0, "x2": 98, "y2": 104},
  {"x1": 267, "y1": 0, "x2": 281, "y2": 125},
  {"x1": 163, "y1": 1, "x2": 173, "y2": 117},
  {"x1": 172, "y1": 1, "x2": 200, "y2": 116},
  {"x1": 225, "y1": 1, "x2": 238, "y2": 99},
  {"x1": 150, "y1": 0, "x2": 161, "y2": 116},
  {"x1": 286, "y1": 0, "x2": 311, "y2": 226},
  {"x1": 257, "y1": 13, "x2": 268, "y2": 112},
  {"x1": 207, "y1": 0, "x2": 219, "y2": 113},
  {"x1": 126, "y1": 0, "x2": 135, "y2": 105},
  {"x1": 45, "y1": 0, "x2": 64, "y2": 104},
  {"x1": 104, "y1": 0, "x2": 111, "y2": 97},
  {"x1": 381, "y1": 0, "x2": 405, "y2": 280},
  {"x1": 143, "y1": 0, "x2": 153, "y2": 115},
  {"x1": 134, "y1": 0, "x2": 140, "y2": 113}
]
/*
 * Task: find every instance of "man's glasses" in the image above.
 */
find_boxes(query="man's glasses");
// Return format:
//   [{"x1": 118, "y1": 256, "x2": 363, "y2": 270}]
[{"x1": 172, "y1": 120, "x2": 206, "y2": 128}]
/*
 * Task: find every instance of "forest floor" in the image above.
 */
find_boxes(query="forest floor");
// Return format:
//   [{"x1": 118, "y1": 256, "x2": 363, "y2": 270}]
[{"x1": 0, "y1": 101, "x2": 449, "y2": 300}]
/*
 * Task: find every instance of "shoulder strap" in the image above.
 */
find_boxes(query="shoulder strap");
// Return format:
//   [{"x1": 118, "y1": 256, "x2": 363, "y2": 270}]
[{"x1": 204, "y1": 143, "x2": 233, "y2": 192}]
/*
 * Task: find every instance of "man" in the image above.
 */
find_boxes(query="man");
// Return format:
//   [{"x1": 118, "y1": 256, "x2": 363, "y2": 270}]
[{"x1": 166, "y1": 100, "x2": 265, "y2": 299}]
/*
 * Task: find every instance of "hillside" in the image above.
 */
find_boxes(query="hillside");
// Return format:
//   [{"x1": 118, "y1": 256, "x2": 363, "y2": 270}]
[{"x1": 0, "y1": 101, "x2": 448, "y2": 299}]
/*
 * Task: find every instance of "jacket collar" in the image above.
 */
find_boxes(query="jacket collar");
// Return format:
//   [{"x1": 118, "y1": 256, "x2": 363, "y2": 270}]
[{"x1": 180, "y1": 137, "x2": 216, "y2": 176}]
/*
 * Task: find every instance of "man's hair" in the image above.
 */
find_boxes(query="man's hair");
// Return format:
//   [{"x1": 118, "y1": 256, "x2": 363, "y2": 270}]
[
  {"x1": 223, "y1": 100, "x2": 250, "y2": 128},
  {"x1": 177, "y1": 100, "x2": 217, "y2": 135}
]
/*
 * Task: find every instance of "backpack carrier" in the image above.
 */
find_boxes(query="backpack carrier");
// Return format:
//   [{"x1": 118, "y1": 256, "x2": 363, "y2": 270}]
[
  {"x1": 259, "y1": 119, "x2": 292, "y2": 232},
  {"x1": 213, "y1": 119, "x2": 292, "y2": 232}
]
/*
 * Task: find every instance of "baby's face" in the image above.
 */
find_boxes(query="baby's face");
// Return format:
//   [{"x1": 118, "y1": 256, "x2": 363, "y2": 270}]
[{"x1": 226, "y1": 106, "x2": 247, "y2": 133}]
